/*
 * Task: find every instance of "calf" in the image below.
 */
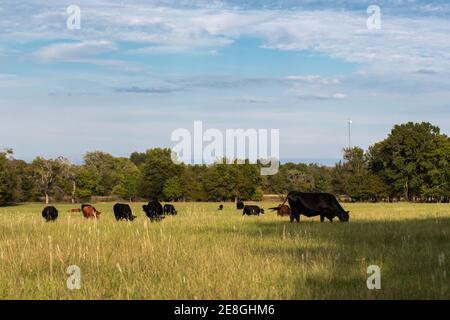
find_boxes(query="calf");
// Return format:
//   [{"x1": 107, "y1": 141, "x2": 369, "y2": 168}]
[
  {"x1": 113, "y1": 203, "x2": 136, "y2": 221},
  {"x1": 236, "y1": 201, "x2": 244, "y2": 209},
  {"x1": 42, "y1": 206, "x2": 58, "y2": 222},
  {"x1": 269, "y1": 204, "x2": 291, "y2": 217},
  {"x1": 218, "y1": 204, "x2": 223, "y2": 210},
  {"x1": 143, "y1": 200, "x2": 164, "y2": 222},
  {"x1": 81, "y1": 204, "x2": 101, "y2": 219},
  {"x1": 163, "y1": 204, "x2": 177, "y2": 215},
  {"x1": 242, "y1": 205, "x2": 263, "y2": 216}
]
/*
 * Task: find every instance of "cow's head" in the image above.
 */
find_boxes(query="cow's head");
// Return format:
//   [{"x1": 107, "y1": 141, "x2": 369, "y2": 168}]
[
  {"x1": 338, "y1": 210, "x2": 350, "y2": 222},
  {"x1": 142, "y1": 205, "x2": 148, "y2": 212}
]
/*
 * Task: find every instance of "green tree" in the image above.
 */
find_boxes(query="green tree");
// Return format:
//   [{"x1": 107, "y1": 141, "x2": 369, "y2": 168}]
[
  {"x1": 338, "y1": 147, "x2": 388, "y2": 201},
  {"x1": 130, "y1": 152, "x2": 147, "y2": 167},
  {"x1": 308, "y1": 164, "x2": 332, "y2": 193},
  {"x1": 31, "y1": 157, "x2": 72, "y2": 204},
  {"x1": 163, "y1": 176, "x2": 184, "y2": 201},
  {"x1": 84, "y1": 151, "x2": 121, "y2": 196},
  {"x1": 180, "y1": 165, "x2": 208, "y2": 201},
  {"x1": 11, "y1": 159, "x2": 37, "y2": 201},
  {"x1": 0, "y1": 150, "x2": 20, "y2": 205},
  {"x1": 233, "y1": 161, "x2": 262, "y2": 200},
  {"x1": 368, "y1": 122, "x2": 443, "y2": 200},
  {"x1": 139, "y1": 148, "x2": 181, "y2": 199},
  {"x1": 112, "y1": 160, "x2": 140, "y2": 201},
  {"x1": 420, "y1": 134, "x2": 450, "y2": 200},
  {"x1": 203, "y1": 164, "x2": 235, "y2": 201},
  {"x1": 75, "y1": 166, "x2": 102, "y2": 200}
]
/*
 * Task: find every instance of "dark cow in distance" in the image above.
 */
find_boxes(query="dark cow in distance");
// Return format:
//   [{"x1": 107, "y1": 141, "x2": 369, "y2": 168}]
[
  {"x1": 269, "y1": 204, "x2": 291, "y2": 217},
  {"x1": 218, "y1": 204, "x2": 223, "y2": 210},
  {"x1": 281, "y1": 192, "x2": 350, "y2": 223},
  {"x1": 113, "y1": 203, "x2": 136, "y2": 221},
  {"x1": 163, "y1": 204, "x2": 177, "y2": 215},
  {"x1": 242, "y1": 205, "x2": 264, "y2": 216},
  {"x1": 42, "y1": 206, "x2": 58, "y2": 222},
  {"x1": 236, "y1": 201, "x2": 244, "y2": 210},
  {"x1": 81, "y1": 204, "x2": 101, "y2": 219},
  {"x1": 143, "y1": 200, "x2": 164, "y2": 222}
]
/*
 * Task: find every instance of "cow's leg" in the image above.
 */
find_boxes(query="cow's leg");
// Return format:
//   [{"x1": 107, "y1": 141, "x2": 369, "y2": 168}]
[
  {"x1": 328, "y1": 216, "x2": 334, "y2": 223},
  {"x1": 290, "y1": 214, "x2": 294, "y2": 223},
  {"x1": 320, "y1": 215, "x2": 324, "y2": 223}
]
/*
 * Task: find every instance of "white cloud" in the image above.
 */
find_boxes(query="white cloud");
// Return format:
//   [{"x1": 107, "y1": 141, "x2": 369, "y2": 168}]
[
  {"x1": 0, "y1": 2, "x2": 446, "y2": 78},
  {"x1": 2, "y1": 1, "x2": 450, "y2": 161},
  {"x1": 285, "y1": 75, "x2": 341, "y2": 85},
  {"x1": 0, "y1": 1, "x2": 449, "y2": 76},
  {"x1": 35, "y1": 40, "x2": 117, "y2": 61},
  {"x1": 295, "y1": 92, "x2": 348, "y2": 100}
]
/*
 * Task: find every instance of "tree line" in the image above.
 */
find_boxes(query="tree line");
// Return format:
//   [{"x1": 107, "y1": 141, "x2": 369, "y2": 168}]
[{"x1": 1, "y1": 122, "x2": 449, "y2": 205}]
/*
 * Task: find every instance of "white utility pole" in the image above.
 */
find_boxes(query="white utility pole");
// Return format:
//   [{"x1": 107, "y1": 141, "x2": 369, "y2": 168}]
[{"x1": 347, "y1": 118, "x2": 352, "y2": 149}]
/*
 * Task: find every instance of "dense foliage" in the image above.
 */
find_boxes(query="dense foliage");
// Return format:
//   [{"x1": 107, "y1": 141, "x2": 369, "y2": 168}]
[{"x1": 1, "y1": 122, "x2": 449, "y2": 205}]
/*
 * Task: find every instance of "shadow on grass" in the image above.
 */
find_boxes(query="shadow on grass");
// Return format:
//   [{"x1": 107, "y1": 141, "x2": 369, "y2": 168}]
[{"x1": 248, "y1": 217, "x2": 450, "y2": 299}]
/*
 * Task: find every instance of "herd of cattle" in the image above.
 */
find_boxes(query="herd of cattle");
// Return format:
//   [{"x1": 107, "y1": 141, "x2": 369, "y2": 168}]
[
  {"x1": 41, "y1": 192, "x2": 350, "y2": 223},
  {"x1": 42, "y1": 200, "x2": 178, "y2": 222}
]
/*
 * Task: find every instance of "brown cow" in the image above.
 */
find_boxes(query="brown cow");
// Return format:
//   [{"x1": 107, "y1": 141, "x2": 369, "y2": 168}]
[
  {"x1": 81, "y1": 204, "x2": 101, "y2": 219},
  {"x1": 68, "y1": 208, "x2": 81, "y2": 213},
  {"x1": 269, "y1": 204, "x2": 291, "y2": 217}
]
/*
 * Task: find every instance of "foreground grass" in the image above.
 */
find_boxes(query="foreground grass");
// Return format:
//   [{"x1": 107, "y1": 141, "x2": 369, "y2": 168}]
[{"x1": 0, "y1": 202, "x2": 448, "y2": 299}]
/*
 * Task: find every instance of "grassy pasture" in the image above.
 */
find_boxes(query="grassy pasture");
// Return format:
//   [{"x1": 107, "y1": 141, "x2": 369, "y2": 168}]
[{"x1": 0, "y1": 202, "x2": 448, "y2": 300}]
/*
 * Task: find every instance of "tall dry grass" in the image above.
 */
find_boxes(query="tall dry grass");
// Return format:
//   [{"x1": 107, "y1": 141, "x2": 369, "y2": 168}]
[{"x1": 0, "y1": 202, "x2": 448, "y2": 299}]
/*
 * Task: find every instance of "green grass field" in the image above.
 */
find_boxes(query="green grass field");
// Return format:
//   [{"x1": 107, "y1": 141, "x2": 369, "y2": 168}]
[{"x1": 0, "y1": 202, "x2": 448, "y2": 300}]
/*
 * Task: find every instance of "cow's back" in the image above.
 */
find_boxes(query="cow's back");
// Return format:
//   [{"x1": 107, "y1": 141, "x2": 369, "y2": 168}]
[
  {"x1": 278, "y1": 205, "x2": 290, "y2": 216},
  {"x1": 81, "y1": 204, "x2": 99, "y2": 219},
  {"x1": 42, "y1": 206, "x2": 58, "y2": 221}
]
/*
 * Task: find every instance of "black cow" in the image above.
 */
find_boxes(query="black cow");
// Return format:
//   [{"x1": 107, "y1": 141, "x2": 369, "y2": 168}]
[
  {"x1": 143, "y1": 200, "x2": 164, "y2": 221},
  {"x1": 218, "y1": 204, "x2": 223, "y2": 210},
  {"x1": 236, "y1": 201, "x2": 244, "y2": 209},
  {"x1": 42, "y1": 206, "x2": 58, "y2": 222},
  {"x1": 113, "y1": 203, "x2": 136, "y2": 221},
  {"x1": 163, "y1": 204, "x2": 177, "y2": 215},
  {"x1": 242, "y1": 205, "x2": 264, "y2": 216},
  {"x1": 281, "y1": 192, "x2": 350, "y2": 223}
]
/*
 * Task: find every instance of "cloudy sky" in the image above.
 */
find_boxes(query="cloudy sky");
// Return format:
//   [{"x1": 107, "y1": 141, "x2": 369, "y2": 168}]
[{"x1": 1, "y1": 0, "x2": 450, "y2": 164}]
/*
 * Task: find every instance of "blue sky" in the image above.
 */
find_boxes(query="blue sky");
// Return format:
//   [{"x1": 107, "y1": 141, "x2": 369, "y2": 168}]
[{"x1": 1, "y1": 0, "x2": 450, "y2": 164}]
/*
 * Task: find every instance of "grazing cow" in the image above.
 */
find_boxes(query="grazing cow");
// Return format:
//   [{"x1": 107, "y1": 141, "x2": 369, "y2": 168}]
[
  {"x1": 81, "y1": 204, "x2": 101, "y2": 219},
  {"x1": 68, "y1": 208, "x2": 81, "y2": 213},
  {"x1": 218, "y1": 204, "x2": 223, "y2": 210},
  {"x1": 280, "y1": 192, "x2": 350, "y2": 223},
  {"x1": 242, "y1": 205, "x2": 264, "y2": 216},
  {"x1": 236, "y1": 201, "x2": 244, "y2": 210},
  {"x1": 142, "y1": 200, "x2": 164, "y2": 221},
  {"x1": 269, "y1": 205, "x2": 291, "y2": 217},
  {"x1": 163, "y1": 204, "x2": 177, "y2": 215},
  {"x1": 42, "y1": 206, "x2": 58, "y2": 222},
  {"x1": 113, "y1": 203, "x2": 136, "y2": 221}
]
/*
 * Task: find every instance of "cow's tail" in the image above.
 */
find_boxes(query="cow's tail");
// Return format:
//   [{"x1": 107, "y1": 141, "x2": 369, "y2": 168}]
[{"x1": 278, "y1": 192, "x2": 290, "y2": 208}]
